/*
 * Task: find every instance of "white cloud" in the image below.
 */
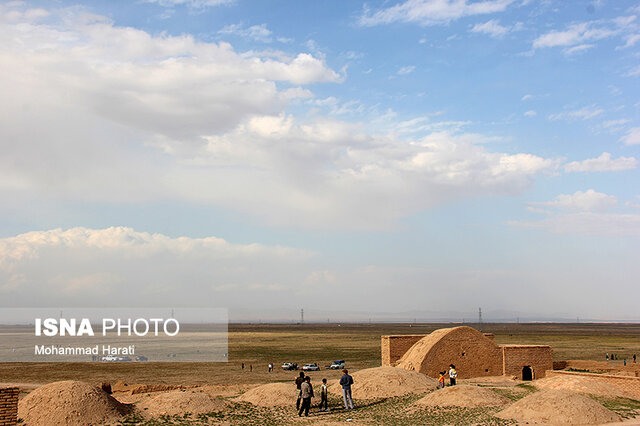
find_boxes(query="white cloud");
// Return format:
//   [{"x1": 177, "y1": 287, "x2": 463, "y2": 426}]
[
  {"x1": 621, "y1": 127, "x2": 640, "y2": 145},
  {"x1": 625, "y1": 65, "x2": 640, "y2": 77},
  {"x1": 512, "y1": 190, "x2": 640, "y2": 237},
  {"x1": 548, "y1": 105, "x2": 604, "y2": 121},
  {"x1": 0, "y1": 227, "x2": 313, "y2": 305},
  {"x1": 144, "y1": 0, "x2": 233, "y2": 8},
  {"x1": 530, "y1": 189, "x2": 618, "y2": 212},
  {"x1": 397, "y1": 65, "x2": 416, "y2": 75},
  {"x1": 565, "y1": 152, "x2": 637, "y2": 173},
  {"x1": 524, "y1": 110, "x2": 536, "y2": 117},
  {"x1": 0, "y1": 235, "x2": 314, "y2": 309},
  {"x1": 511, "y1": 212, "x2": 640, "y2": 237},
  {"x1": 218, "y1": 23, "x2": 273, "y2": 42},
  {"x1": 602, "y1": 118, "x2": 630, "y2": 129},
  {"x1": 359, "y1": 0, "x2": 514, "y2": 27},
  {"x1": 618, "y1": 33, "x2": 640, "y2": 49},
  {"x1": 533, "y1": 17, "x2": 637, "y2": 53},
  {"x1": 0, "y1": 4, "x2": 558, "y2": 231},
  {"x1": 470, "y1": 19, "x2": 509, "y2": 37},
  {"x1": 521, "y1": 94, "x2": 532, "y2": 100},
  {"x1": 564, "y1": 43, "x2": 595, "y2": 55}
]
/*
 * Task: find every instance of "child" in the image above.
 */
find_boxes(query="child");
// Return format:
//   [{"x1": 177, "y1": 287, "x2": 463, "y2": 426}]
[
  {"x1": 438, "y1": 371, "x2": 446, "y2": 389},
  {"x1": 319, "y1": 378, "x2": 329, "y2": 411}
]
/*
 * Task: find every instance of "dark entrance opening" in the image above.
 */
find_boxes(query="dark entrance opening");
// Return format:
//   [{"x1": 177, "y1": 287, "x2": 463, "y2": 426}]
[{"x1": 522, "y1": 366, "x2": 533, "y2": 381}]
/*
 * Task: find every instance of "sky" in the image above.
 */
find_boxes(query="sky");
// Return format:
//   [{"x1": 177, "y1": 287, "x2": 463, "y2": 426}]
[{"x1": 0, "y1": 0, "x2": 638, "y2": 322}]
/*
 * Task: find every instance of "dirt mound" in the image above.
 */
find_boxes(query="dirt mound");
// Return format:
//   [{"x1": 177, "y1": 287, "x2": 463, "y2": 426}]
[
  {"x1": 415, "y1": 385, "x2": 511, "y2": 408},
  {"x1": 198, "y1": 384, "x2": 257, "y2": 398},
  {"x1": 495, "y1": 390, "x2": 622, "y2": 424},
  {"x1": 534, "y1": 375, "x2": 632, "y2": 398},
  {"x1": 112, "y1": 381, "x2": 188, "y2": 394},
  {"x1": 136, "y1": 389, "x2": 228, "y2": 416},
  {"x1": 236, "y1": 382, "x2": 303, "y2": 407},
  {"x1": 328, "y1": 367, "x2": 437, "y2": 399},
  {"x1": 18, "y1": 380, "x2": 129, "y2": 425}
]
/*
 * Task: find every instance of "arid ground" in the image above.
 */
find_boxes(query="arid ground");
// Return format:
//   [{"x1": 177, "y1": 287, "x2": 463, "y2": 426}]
[{"x1": 3, "y1": 322, "x2": 640, "y2": 425}]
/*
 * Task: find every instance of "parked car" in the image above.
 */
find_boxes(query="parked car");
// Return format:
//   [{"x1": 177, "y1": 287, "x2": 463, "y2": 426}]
[
  {"x1": 135, "y1": 355, "x2": 148, "y2": 361},
  {"x1": 101, "y1": 355, "x2": 117, "y2": 362},
  {"x1": 281, "y1": 362, "x2": 299, "y2": 370},
  {"x1": 116, "y1": 356, "x2": 132, "y2": 362},
  {"x1": 328, "y1": 360, "x2": 345, "y2": 369},
  {"x1": 302, "y1": 363, "x2": 320, "y2": 371}
]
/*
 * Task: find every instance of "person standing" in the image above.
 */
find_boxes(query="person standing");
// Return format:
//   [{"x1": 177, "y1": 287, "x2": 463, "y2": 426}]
[
  {"x1": 298, "y1": 376, "x2": 314, "y2": 417},
  {"x1": 295, "y1": 371, "x2": 305, "y2": 410},
  {"x1": 340, "y1": 369, "x2": 354, "y2": 409},
  {"x1": 606, "y1": 353, "x2": 609, "y2": 361},
  {"x1": 319, "y1": 378, "x2": 329, "y2": 412},
  {"x1": 268, "y1": 363, "x2": 273, "y2": 372},
  {"x1": 448, "y1": 364, "x2": 457, "y2": 386},
  {"x1": 241, "y1": 362, "x2": 245, "y2": 370},
  {"x1": 437, "y1": 371, "x2": 446, "y2": 389},
  {"x1": 634, "y1": 354, "x2": 637, "y2": 363}
]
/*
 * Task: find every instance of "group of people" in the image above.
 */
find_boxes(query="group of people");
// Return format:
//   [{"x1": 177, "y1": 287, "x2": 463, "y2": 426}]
[
  {"x1": 294, "y1": 369, "x2": 354, "y2": 417},
  {"x1": 437, "y1": 364, "x2": 458, "y2": 389},
  {"x1": 606, "y1": 353, "x2": 637, "y2": 364}
]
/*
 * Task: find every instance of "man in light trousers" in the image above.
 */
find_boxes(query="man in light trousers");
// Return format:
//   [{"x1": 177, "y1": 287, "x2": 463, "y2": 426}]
[{"x1": 339, "y1": 369, "x2": 354, "y2": 409}]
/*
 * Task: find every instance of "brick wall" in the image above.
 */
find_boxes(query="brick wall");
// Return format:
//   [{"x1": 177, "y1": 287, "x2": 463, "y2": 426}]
[
  {"x1": 546, "y1": 370, "x2": 640, "y2": 401},
  {"x1": 381, "y1": 335, "x2": 426, "y2": 366},
  {"x1": 502, "y1": 345, "x2": 553, "y2": 379},
  {"x1": 0, "y1": 387, "x2": 19, "y2": 426},
  {"x1": 418, "y1": 329, "x2": 503, "y2": 378}
]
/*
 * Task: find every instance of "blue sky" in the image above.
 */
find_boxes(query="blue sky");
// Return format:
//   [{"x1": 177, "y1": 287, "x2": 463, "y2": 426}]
[{"x1": 0, "y1": 0, "x2": 638, "y2": 321}]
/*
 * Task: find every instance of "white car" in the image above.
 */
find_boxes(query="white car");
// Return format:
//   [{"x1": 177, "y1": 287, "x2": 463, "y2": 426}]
[
  {"x1": 101, "y1": 355, "x2": 117, "y2": 362},
  {"x1": 328, "y1": 360, "x2": 345, "y2": 369},
  {"x1": 302, "y1": 363, "x2": 320, "y2": 371}
]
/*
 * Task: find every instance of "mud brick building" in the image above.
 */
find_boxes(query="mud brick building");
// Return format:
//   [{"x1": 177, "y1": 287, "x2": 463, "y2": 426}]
[
  {"x1": 0, "y1": 387, "x2": 19, "y2": 426},
  {"x1": 382, "y1": 326, "x2": 552, "y2": 380}
]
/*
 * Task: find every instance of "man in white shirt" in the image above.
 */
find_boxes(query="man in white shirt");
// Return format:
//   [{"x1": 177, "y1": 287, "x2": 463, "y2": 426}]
[{"x1": 448, "y1": 364, "x2": 457, "y2": 386}]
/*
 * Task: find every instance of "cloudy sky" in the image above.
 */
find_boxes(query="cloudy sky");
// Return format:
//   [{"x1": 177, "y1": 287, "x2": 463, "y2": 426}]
[{"x1": 0, "y1": 0, "x2": 638, "y2": 321}]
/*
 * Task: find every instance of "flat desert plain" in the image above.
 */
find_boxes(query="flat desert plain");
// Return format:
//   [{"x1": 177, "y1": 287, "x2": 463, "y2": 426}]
[{"x1": 2, "y1": 322, "x2": 640, "y2": 425}]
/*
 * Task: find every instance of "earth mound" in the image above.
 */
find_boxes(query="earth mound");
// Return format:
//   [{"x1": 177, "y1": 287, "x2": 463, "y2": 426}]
[
  {"x1": 112, "y1": 381, "x2": 187, "y2": 394},
  {"x1": 495, "y1": 389, "x2": 622, "y2": 425},
  {"x1": 18, "y1": 380, "x2": 130, "y2": 426},
  {"x1": 328, "y1": 366, "x2": 437, "y2": 399},
  {"x1": 534, "y1": 375, "x2": 632, "y2": 398},
  {"x1": 236, "y1": 382, "x2": 304, "y2": 407},
  {"x1": 136, "y1": 389, "x2": 228, "y2": 416},
  {"x1": 415, "y1": 385, "x2": 511, "y2": 408}
]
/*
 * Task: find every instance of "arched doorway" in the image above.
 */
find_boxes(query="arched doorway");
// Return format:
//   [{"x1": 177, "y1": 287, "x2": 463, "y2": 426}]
[{"x1": 522, "y1": 366, "x2": 533, "y2": 381}]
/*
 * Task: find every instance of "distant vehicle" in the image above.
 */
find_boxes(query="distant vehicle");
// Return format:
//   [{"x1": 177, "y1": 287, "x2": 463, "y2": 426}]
[
  {"x1": 302, "y1": 363, "x2": 320, "y2": 371},
  {"x1": 281, "y1": 362, "x2": 298, "y2": 370},
  {"x1": 116, "y1": 356, "x2": 132, "y2": 362},
  {"x1": 101, "y1": 355, "x2": 117, "y2": 362},
  {"x1": 135, "y1": 355, "x2": 148, "y2": 361},
  {"x1": 328, "y1": 360, "x2": 345, "y2": 370}
]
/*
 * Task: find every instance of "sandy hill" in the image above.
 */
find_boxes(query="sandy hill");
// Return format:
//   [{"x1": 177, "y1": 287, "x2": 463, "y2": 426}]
[
  {"x1": 328, "y1": 366, "x2": 437, "y2": 399},
  {"x1": 236, "y1": 382, "x2": 303, "y2": 407},
  {"x1": 135, "y1": 389, "x2": 228, "y2": 417},
  {"x1": 18, "y1": 380, "x2": 130, "y2": 426},
  {"x1": 415, "y1": 385, "x2": 511, "y2": 408},
  {"x1": 495, "y1": 389, "x2": 622, "y2": 425},
  {"x1": 534, "y1": 375, "x2": 633, "y2": 399}
]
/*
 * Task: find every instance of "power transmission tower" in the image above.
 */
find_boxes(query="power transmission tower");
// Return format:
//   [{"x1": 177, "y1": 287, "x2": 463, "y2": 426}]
[
  {"x1": 300, "y1": 308, "x2": 304, "y2": 325},
  {"x1": 478, "y1": 308, "x2": 483, "y2": 326}
]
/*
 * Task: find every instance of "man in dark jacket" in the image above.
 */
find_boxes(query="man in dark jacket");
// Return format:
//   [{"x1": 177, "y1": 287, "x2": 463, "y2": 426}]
[
  {"x1": 298, "y1": 376, "x2": 314, "y2": 417},
  {"x1": 295, "y1": 371, "x2": 305, "y2": 409},
  {"x1": 339, "y1": 369, "x2": 354, "y2": 409}
]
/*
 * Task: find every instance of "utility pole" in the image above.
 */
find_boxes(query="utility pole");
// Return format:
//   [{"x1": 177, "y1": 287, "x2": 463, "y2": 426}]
[
  {"x1": 300, "y1": 308, "x2": 304, "y2": 325},
  {"x1": 478, "y1": 307, "x2": 483, "y2": 331}
]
